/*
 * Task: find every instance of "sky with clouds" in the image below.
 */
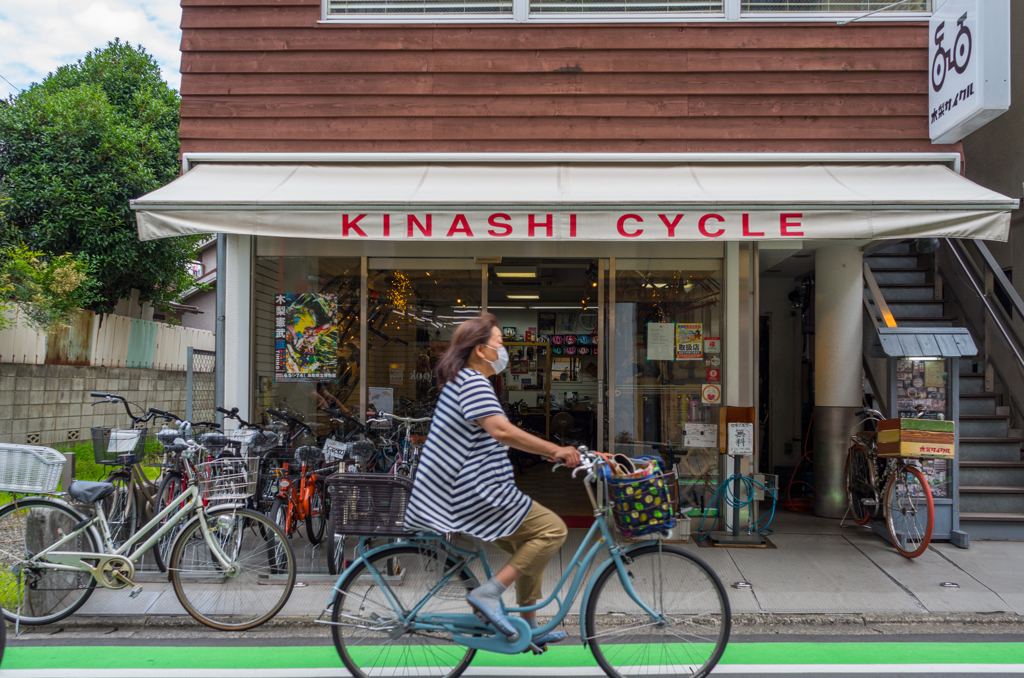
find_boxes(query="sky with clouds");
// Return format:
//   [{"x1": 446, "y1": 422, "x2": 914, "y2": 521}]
[{"x1": 0, "y1": 0, "x2": 182, "y2": 99}]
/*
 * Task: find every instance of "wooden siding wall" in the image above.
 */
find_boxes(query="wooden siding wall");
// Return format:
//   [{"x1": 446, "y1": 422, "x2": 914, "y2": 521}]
[{"x1": 180, "y1": 0, "x2": 958, "y2": 154}]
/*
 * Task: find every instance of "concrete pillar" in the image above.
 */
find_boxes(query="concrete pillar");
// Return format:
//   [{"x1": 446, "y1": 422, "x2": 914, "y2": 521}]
[{"x1": 813, "y1": 246, "x2": 863, "y2": 518}]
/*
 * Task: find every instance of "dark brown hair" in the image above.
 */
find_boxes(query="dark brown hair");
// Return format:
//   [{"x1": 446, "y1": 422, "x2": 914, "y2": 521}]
[{"x1": 435, "y1": 313, "x2": 498, "y2": 385}]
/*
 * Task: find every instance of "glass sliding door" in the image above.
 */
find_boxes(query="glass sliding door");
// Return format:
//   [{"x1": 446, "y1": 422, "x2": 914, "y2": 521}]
[{"x1": 610, "y1": 260, "x2": 724, "y2": 515}]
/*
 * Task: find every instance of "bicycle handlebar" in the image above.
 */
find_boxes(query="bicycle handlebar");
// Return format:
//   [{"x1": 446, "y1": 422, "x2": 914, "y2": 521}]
[
  {"x1": 267, "y1": 408, "x2": 313, "y2": 433},
  {"x1": 385, "y1": 414, "x2": 432, "y2": 424}
]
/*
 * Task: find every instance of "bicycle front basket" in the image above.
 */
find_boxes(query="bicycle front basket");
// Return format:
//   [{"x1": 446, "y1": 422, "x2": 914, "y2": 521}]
[
  {"x1": 608, "y1": 470, "x2": 677, "y2": 539},
  {"x1": 0, "y1": 444, "x2": 65, "y2": 494},
  {"x1": 327, "y1": 473, "x2": 416, "y2": 537},
  {"x1": 196, "y1": 456, "x2": 260, "y2": 501},
  {"x1": 91, "y1": 427, "x2": 151, "y2": 466}
]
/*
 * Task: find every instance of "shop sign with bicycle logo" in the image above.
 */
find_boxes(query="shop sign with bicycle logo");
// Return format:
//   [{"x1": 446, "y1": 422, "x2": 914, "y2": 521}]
[{"x1": 928, "y1": 0, "x2": 1010, "y2": 145}]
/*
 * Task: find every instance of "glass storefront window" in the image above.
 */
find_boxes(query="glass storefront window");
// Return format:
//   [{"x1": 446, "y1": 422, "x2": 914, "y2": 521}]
[
  {"x1": 254, "y1": 257, "x2": 361, "y2": 427},
  {"x1": 366, "y1": 265, "x2": 483, "y2": 416}
]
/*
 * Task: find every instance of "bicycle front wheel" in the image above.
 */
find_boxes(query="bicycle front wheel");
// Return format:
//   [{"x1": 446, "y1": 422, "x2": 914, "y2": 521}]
[
  {"x1": 0, "y1": 498, "x2": 99, "y2": 625},
  {"x1": 331, "y1": 543, "x2": 477, "y2": 678},
  {"x1": 169, "y1": 506, "x2": 296, "y2": 630},
  {"x1": 585, "y1": 544, "x2": 730, "y2": 678},
  {"x1": 884, "y1": 464, "x2": 934, "y2": 559},
  {"x1": 305, "y1": 479, "x2": 328, "y2": 546}
]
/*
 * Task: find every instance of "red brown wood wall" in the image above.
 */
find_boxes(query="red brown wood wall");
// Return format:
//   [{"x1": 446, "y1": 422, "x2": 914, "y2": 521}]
[{"x1": 180, "y1": 0, "x2": 959, "y2": 154}]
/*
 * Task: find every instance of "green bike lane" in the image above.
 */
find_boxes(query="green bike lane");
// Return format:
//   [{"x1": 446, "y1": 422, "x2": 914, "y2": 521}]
[{"x1": 2, "y1": 639, "x2": 1024, "y2": 677}]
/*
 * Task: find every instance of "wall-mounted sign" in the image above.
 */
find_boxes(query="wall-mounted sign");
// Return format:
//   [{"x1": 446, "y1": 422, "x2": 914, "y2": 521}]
[
  {"x1": 684, "y1": 423, "x2": 718, "y2": 448},
  {"x1": 675, "y1": 323, "x2": 703, "y2": 361},
  {"x1": 701, "y1": 384, "x2": 721, "y2": 405},
  {"x1": 727, "y1": 423, "x2": 754, "y2": 456},
  {"x1": 929, "y1": 0, "x2": 1010, "y2": 144},
  {"x1": 704, "y1": 336, "x2": 721, "y2": 354},
  {"x1": 707, "y1": 368, "x2": 721, "y2": 383}
]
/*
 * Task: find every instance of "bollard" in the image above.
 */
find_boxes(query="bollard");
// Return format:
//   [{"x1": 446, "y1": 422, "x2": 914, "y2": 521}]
[{"x1": 60, "y1": 450, "x2": 76, "y2": 493}]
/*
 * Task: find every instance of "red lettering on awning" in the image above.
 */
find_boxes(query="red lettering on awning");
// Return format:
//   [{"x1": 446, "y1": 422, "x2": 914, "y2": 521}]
[
  {"x1": 408, "y1": 215, "x2": 432, "y2": 237},
  {"x1": 698, "y1": 214, "x2": 725, "y2": 238},
  {"x1": 781, "y1": 213, "x2": 804, "y2": 237},
  {"x1": 488, "y1": 213, "x2": 512, "y2": 237},
  {"x1": 529, "y1": 214, "x2": 553, "y2": 238},
  {"x1": 742, "y1": 214, "x2": 764, "y2": 237},
  {"x1": 343, "y1": 214, "x2": 367, "y2": 238},
  {"x1": 658, "y1": 214, "x2": 683, "y2": 238},
  {"x1": 617, "y1": 214, "x2": 643, "y2": 238},
  {"x1": 447, "y1": 214, "x2": 473, "y2": 237}
]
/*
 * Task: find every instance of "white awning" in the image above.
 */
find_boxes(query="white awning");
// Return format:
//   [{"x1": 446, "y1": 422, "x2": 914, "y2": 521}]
[{"x1": 132, "y1": 156, "x2": 1017, "y2": 243}]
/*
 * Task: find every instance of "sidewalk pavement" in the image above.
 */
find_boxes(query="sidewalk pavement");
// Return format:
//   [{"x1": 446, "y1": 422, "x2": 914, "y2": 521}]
[{"x1": 71, "y1": 509, "x2": 1023, "y2": 624}]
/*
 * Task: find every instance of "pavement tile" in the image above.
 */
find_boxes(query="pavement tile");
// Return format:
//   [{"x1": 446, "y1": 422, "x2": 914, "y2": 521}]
[
  {"x1": 725, "y1": 533, "x2": 922, "y2": 614},
  {"x1": 931, "y1": 540, "x2": 1024, "y2": 615}
]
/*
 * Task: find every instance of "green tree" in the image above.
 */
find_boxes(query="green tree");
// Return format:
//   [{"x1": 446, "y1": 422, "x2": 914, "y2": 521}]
[{"x1": 0, "y1": 39, "x2": 202, "y2": 314}]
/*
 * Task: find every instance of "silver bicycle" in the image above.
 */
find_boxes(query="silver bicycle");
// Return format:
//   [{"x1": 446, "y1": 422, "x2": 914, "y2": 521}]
[{"x1": 0, "y1": 436, "x2": 297, "y2": 630}]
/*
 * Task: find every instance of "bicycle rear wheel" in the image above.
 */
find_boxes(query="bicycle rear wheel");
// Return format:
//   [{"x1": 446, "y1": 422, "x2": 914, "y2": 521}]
[
  {"x1": 845, "y1": 445, "x2": 874, "y2": 526},
  {"x1": 884, "y1": 464, "x2": 934, "y2": 559},
  {"x1": 331, "y1": 543, "x2": 477, "y2": 678},
  {"x1": 169, "y1": 506, "x2": 296, "y2": 630},
  {"x1": 0, "y1": 498, "x2": 99, "y2": 625},
  {"x1": 152, "y1": 473, "x2": 188, "y2": 572},
  {"x1": 102, "y1": 472, "x2": 136, "y2": 551},
  {"x1": 305, "y1": 478, "x2": 328, "y2": 546},
  {"x1": 585, "y1": 544, "x2": 730, "y2": 678}
]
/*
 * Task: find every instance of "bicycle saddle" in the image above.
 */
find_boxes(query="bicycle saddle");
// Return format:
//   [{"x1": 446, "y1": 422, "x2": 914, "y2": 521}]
[{"x1": 68, "y1": 480, "x2": 116, "y2": 504}]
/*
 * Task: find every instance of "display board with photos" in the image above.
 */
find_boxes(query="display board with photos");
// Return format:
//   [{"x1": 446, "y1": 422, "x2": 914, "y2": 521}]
[{"x1": 894, "y1": 359, "x2": 951, "y2": 500}]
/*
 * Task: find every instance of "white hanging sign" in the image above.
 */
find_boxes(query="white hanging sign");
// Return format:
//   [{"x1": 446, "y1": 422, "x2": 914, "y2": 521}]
[
  {"x1": 929, "y1": 0, "x2": 1011, "y2": 144},
  {"x1": 727, "y1": 423, "x2": 754, "y2": 457}
]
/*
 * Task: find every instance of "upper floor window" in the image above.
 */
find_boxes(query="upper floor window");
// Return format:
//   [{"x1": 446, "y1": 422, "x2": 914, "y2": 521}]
[{"x1": 323, "y1": 0, "x2": 929, "y2": 21}]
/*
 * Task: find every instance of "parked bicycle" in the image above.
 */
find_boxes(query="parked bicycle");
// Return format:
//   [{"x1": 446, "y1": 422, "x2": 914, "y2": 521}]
[
  {"x1": 384, "y1": 413, "x2": 431, "y2": 478},
  {"x1": 0, "y1": 436, "x2": 297, "y2": 630},
  {"x1": 321, "y1": 446, "x2": 730, "y2": 678},
  {"x1": 845, "y1": 407, "x2": 935, "y2": 558},
  {"x1": 266, "y1": 409, "x2": 330, "y2": 560}
]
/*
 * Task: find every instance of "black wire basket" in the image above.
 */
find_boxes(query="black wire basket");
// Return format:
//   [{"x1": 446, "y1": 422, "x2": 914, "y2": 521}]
[
  {"x1": 327, "y1": 473, "x2": 417, "y2": 538},
  {"x1": 91, "y1": 427, "x2": 153, "y2": 466}
]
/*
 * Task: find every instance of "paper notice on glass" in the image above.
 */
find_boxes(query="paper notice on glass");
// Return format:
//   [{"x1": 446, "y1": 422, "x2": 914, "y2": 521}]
[
  {"x1": 369, "y1": 387, "x2": 394, "y2": 416},
  {"x1": 684, "y1": 423, "x2": 718, "y2": 448},
  {"x1": 647, "y1": 323, "x2": 676, "y2": 361},
  {"x1": 728, "y1": 423, "x2": 754, "y2": 456}
]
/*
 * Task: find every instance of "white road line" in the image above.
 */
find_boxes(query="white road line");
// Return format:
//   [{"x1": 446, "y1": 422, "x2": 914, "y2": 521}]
[{"x1": 1, "y1": 666, "x2": 1023, "y2": 677}]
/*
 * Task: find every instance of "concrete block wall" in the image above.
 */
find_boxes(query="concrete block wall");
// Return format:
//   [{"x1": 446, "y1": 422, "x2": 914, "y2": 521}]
[{"x1": 0, "y1": 363, "x2": 187, "y2": 447}]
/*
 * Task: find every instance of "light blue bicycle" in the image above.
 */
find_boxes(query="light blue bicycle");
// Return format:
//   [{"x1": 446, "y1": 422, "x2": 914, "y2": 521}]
[{"x1": 322, "y1": 448, "x2": 731, "y2": 678}]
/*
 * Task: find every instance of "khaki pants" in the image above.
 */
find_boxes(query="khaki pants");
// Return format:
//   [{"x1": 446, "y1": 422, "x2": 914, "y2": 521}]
[{"x1": 493, "y1": 502, "x2": 567, "y2": 606}]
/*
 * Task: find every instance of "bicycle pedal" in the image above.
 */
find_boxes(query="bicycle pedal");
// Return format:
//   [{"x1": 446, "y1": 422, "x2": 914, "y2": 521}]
[
  {"x1": 474, "y1": 610, "x2": 490, "y2": 626},
  {"x1": 129, "y1": 584, "x2": 143, "y2": 599},
  {"x1": 528, "y1": 643, "x2": 546, "y2": 655}
]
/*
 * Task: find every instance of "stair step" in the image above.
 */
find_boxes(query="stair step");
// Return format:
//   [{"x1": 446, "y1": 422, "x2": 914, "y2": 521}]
[
  {"x1": 959, "y1": 393, "x2": 1002, "y2": 399},
  {"x1": 885, "y1": 317, "x2": 957, "y2": 327},
  {"x1": 960, "y1": 415, "x2": 1010, "y2": 438},
  {"x1": 960, "y1": 437, "x2": 1022, "y2": 443},
  {"x1": 874, "y1": 285, "x2": 938, "y2": 301},
  {"x1": 961, "y1": 415, "x2": 1010, "y2": 420},
  {"x1": 960, "y1": 486, "x2": 1024, "y2": 494},
  {"x1": 960, "y1": 512, "x2": 1024, "y2": 523},
  {"x1": 865, "y1": 256, "x2": 922, "y2": 269},
  {"x1": 961, "y1": 461, "x2": 1024, "y2": 468}
]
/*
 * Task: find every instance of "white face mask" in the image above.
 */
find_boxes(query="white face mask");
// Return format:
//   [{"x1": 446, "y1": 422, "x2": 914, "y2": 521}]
[{"x1": 485, "y1": 344, "x2": 509, "y2": 373}]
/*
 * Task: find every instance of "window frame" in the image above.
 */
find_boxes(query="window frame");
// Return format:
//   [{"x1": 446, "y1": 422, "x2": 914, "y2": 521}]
[{"x1": 319, "y1": 0, "x2": 930, "y2": 24}]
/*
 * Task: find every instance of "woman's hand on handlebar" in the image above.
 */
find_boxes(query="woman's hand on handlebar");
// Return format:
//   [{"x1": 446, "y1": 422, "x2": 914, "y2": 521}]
[{"x1": 550, "y1": 446, "x2": 581, "y2": 468}]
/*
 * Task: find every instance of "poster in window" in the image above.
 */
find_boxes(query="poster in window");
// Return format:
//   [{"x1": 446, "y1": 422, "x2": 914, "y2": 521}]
[
  {"x1": 538, "y1": 312, "x2": 556, "y2": 334},
  {"x1": 275, "y1": 293, "x2": 338, "y2": 381},
  {"x1": 675, "y1": 323, "x2": 703, "y2": 361}
]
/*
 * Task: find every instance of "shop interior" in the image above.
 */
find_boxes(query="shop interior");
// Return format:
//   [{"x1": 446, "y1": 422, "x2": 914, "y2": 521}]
[{"x1": 255, "y1": 256, "x2": 725, "y2": 522}]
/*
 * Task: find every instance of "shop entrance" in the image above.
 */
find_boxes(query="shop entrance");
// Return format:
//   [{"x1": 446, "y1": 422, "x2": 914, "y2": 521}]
[{"x1": 254, "y1": 254, "x2": 724, "y2": 525}]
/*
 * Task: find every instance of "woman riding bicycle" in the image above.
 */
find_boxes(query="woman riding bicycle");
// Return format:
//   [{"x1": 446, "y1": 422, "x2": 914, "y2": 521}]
[{"x1": 404, "y1": 313, "x2": 581, "y2": 648}]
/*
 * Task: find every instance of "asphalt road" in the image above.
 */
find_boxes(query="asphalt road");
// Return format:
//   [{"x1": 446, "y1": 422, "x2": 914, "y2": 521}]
[{"x1": 2, "y1": 623, "x2": 1022, "y2": 677}]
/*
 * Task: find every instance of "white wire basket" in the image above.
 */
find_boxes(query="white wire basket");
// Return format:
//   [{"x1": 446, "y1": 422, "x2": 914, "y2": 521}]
[
  {"x1": 0, "y1": 444, "x2": 66, "y2": 494},
  {"x1": 196, "y1": 456, "x2": 260, "y2": 501},
  {"x1": 223, "y1": 429, "x2": 260, "y2": 457}
]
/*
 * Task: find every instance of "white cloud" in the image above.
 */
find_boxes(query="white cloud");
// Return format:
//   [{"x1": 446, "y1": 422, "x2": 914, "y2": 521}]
[{"x1": 0, "y1": 0, "x2": 182, "y2": 99}]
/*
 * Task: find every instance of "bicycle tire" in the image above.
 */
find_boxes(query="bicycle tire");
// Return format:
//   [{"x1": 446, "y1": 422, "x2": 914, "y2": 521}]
[
  {"x1": 325, "y1": 528, "x2": 348, "y2": 576},
  {"x1": 103, "y1": 472, "x2": 136, "y2": 552},
  {"x1": 152, "y1": 472, "x2": 188, "y2": 573},
  {"x1": 331, "y1": 543, "x2": 477, "y2": 678},
  {"x1": 268, "y1": 497, "x2": 291, "y2": 574},
  {"x1": 0, "y1": 498, "x2": 99, "y2": 625},
  {"x1": 884, "y1": 464, "x2": 934, "y2": 559},
  {"x1": 845, "y1": 445, "x2": 873, "y2": 526},
  {"x1": 585, "y1": 544, "x2": 731, "y2": 678},
  {"x1": 305, "y1": 478, "x2": 328, "y2": 546},
  {"x1": 169, "y1": 506, "x2": 296, "y2": 631}
]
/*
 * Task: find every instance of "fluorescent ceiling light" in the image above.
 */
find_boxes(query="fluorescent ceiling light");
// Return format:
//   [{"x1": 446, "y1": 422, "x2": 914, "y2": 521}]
[
  {"x1": 487, "y1": 305, "x2": 527, "y2": 309},
  {"x1": 507, "y1": 294, "x2": 540, "y2": 300},
  {"x1": 494, "y1": 266, "x2": 537, "y2": 278},
  {"x1": 530, "y1": 306, "x2": 583, "y2": 310},
  {"x1": 904, "y1": 356, "x2": 941, "y2": 361}
]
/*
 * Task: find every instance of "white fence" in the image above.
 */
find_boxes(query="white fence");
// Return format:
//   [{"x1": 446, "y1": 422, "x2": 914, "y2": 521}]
[{"x1": 0, "y1": 308, "x2": 214, "y2": 368}]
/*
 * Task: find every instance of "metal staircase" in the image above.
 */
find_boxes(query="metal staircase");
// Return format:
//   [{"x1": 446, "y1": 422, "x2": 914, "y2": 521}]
[{"x1": 864, "y1": 240, "x2": 1024, "y2": 541}]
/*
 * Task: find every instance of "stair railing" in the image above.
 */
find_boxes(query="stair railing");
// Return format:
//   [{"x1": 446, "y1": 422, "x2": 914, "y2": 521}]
[
  {"x1": 939, "y1": 238, "x2": 1024, "y2": 423},
  {"x1": 862, "y1": 263, "x2": 894, "y2": 415}
]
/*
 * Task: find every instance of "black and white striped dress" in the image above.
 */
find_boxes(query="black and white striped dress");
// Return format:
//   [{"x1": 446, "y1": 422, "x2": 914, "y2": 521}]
[{"x1": 404, "y1": 368, "x2": 532, "y2": 541}]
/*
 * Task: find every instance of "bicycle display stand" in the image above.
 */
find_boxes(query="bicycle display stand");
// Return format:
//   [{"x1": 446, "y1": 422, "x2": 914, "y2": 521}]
[{"x1": 708, "y1": 407, "x2": 766, "y2": 548}]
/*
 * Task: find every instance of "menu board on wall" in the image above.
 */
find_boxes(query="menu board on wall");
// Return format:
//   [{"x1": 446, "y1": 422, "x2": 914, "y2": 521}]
[
  {"x1": 675, "y1": 323, "x2": 703, "y2": 361},
  {"x1": 275, "y1": 293, "x2": 338, "y2": 381}
]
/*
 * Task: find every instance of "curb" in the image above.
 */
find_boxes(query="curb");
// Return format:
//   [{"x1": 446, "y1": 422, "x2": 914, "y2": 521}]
[{"x1": 14, "y1": 611, "x2": 1024, "y2": 631}]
